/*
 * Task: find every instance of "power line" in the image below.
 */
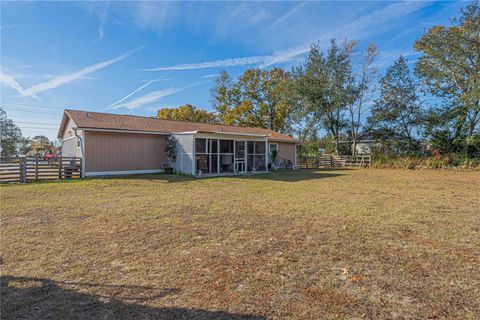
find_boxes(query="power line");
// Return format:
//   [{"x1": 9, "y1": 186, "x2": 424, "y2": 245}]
[
  {"x1": 1, "y1": 101, "x2": 69, "y2": 111},
  {"x1": 2, "y1": 107, "x2": 59, "y2": 115},
  {"x1": 15, "y1": 126, "x2": 58, "y2": 131},
  {"x1": 14, "y1": 121, "x2": 58, "y2": 126},
  {"x1": 1, "y1": 101, "x2": 104, "y2": 111}
]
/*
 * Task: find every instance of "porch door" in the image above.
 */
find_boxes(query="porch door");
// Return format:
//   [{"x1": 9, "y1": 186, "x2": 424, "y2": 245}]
[{"x1": 235, "y1": 141, "x2": 247, "y2": 173}]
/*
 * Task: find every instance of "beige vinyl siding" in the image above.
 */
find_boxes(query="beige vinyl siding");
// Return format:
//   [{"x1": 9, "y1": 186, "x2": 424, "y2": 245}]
[
  {"x1": 61, "y1": 118, "x2": 82, "y2": 157},
  {"x1": 275, "y1": 141, "x2": 297, "y2": 164},
  {"x1": 173, "y1": 133, "x2": 194, "y2": 175},
  {"x1": 84, "y1": 131, "x2": 167, "y2": 172}
]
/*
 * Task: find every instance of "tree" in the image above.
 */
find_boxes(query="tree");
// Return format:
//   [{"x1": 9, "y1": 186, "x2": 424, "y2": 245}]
[
  {"x1": 211, "y1": 68, "x2": 296, "y2": 133},
  {"x1": 157, "y1": 104, "x2": 218, "y2": 123},
  {"x1": 414, "y1": 1, "x2": 480, "y2": 154},
  {"x1": 31, "y1": 135, "x2": 55, "y2": 156},
  {"x1": 0, "y1": 107, "x2": 24, "y2": 157},
  {"x1": 293, "y1": 40, "x2": 356, "y2": 154},
  {"x1": 368, "y1": 56, "x2": 423, "y2": 153},
  {"x1": 211, "y1": 70, "x2": 239, "y2": 125},
  {"x1": 19, "y1": 137, "x2": 33, "y2": 155},
  {"x1": 347, "y1": 43, "x2": 377, "y2": 156}
]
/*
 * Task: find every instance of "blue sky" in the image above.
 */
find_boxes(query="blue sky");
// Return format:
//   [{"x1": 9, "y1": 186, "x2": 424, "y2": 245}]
[{"x1": 0, "y1": 1, "x2": 465, "y2": 140}]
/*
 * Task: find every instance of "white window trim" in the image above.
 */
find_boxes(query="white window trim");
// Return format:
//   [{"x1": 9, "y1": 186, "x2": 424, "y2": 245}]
[{"x1": 269, "y1": 143, "x2": 278, "y2": 152}]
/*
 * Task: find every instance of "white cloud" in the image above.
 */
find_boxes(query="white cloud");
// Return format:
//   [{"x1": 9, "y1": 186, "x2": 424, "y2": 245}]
[
  {"x1": 22, "y1": 48, "x2": 141, "y2": 97},
  {"x1": 98, "y1": 24, "x2": 104, "y2": 40},
  {"x1": 266, "y1": 2, "x2": 307, "y2": 31},
  {"x1": 96, "y1": 8, "x2": 108, "y2": 41},
  {"x1": 108, "y1": 78, "x2": 161, "y2": 109},
  {"x1": 0, "y1": 48, "x2": 141, "y2": 98},
  {"x1": 199, "y1": 73, "x2": 218, "y2": 79},
  {"x1": 143, "y1": 1, "x2": 429, "y2": 71},
  {"x1": 0, "y1": 70, "x2": 30, "y2": 97},
  {"x1": 111, "y1": 87, "x2": 183, "y2": 110},
  {"x1": 374, "y1": 48, "x2": 420, "y2": 68},
  {"x1": 111, "y1": 81, "x2": 206, "y2": 110},
  {"x1": 142, "y1": 55, "x2": 268, "y2": 71},
  {"x1": 260, "y1": 1, "x2": 429, "y2": 68},
  {"x1": 230, "y1": 4, "x2": 269, "y2": 26}
]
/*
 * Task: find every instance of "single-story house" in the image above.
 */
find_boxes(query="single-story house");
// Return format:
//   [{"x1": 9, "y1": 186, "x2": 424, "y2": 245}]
[{"x1": 58, "y1": 109, "x2": 299, "y2": 177}]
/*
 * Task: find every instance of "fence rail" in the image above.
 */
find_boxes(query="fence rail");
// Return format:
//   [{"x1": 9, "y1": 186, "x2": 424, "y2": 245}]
[
  {"x1": 0, "y1": 157, "x2": 82, "y2": 183},
  {"x1": 298, "y1": 155, "x2": 371, "y2": 169}
]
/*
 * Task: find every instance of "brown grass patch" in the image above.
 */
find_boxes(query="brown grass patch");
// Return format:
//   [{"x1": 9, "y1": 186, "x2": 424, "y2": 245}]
[{"x1": 1, "y1": 169, "x2": 479, "y2": 319}]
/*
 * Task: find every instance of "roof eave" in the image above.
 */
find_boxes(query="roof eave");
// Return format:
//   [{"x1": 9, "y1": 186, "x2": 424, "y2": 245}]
[
  {"x1": 57, "y1": 110, "x2": 71, "y2": 139},
  {"x1": 77, "y1": 127, "x2": 171, "y2": 135},
  {"x1": 176, "y1": 130, "x2": 269, "y2": 137}
]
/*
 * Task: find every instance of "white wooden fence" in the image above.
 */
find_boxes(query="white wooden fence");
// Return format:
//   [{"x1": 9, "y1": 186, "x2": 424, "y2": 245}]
[{"x1": 298, "y1": 155, "x2": 371, "y2": 169}]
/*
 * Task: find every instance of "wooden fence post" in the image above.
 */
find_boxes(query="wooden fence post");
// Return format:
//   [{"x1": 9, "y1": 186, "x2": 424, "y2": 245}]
[
  {"x1": 79, "y1": 157, "x2": 83, "y2": 178},
  {"x1": 35, "y1": 156, "x2": 39, "y2": 180},
  {"x1": 59, "y1": 157, "x2": 63, "y2": 179},
  {"x1": 20, "y1": 157, "x2": 27, "y2": 183}
]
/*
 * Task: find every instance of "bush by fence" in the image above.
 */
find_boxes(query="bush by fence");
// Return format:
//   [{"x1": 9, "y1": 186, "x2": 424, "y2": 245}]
[{"x1": 370, "y1": 153, "x2": 480, "y2": 169}]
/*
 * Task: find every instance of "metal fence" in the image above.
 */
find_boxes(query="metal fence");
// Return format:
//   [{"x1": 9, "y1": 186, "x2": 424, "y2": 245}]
[{"x1": 0, "y1": 157, "x2": 82, "y2": 183}]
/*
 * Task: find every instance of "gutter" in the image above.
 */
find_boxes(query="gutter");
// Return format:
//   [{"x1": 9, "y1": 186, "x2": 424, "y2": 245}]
[
  {"x1": 76, "y1": 127, "x2": 170, "y2": 135},
  {"x1": 180, "y1": 130, "x2": 269, "y2": 137}
]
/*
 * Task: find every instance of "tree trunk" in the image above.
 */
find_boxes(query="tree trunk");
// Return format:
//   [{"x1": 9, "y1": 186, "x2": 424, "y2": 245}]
[{"x1": 334, "y1": 135, "x2": 339, "y2": 155}]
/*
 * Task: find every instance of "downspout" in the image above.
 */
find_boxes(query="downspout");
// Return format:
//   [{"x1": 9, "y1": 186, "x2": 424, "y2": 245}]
[{"x1": 73, "y1": 128, "x2": 85, "y2": 178}]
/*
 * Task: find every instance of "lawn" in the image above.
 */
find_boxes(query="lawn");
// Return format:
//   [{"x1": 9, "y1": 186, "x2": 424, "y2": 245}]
[{"x1": 1, "y1": 169, "x2": 479, "y2": 319}]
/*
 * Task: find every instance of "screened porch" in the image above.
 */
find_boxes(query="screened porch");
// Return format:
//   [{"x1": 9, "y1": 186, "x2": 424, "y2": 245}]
[{"x1": 194, "y1": 138, "x2": 268, "y2": 176}]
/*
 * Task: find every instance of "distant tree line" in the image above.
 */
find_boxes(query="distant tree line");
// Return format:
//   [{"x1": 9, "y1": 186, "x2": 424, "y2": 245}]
[
  {"x1": 158, "y1": 1, "x2": 479, "y2": 158},
  {"x1": 0, "y1": 106, "x2": 56, "y2": 157}
]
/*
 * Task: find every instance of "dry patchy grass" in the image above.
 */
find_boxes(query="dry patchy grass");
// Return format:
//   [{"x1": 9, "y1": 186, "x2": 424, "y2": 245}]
[{"x1": 1, "y1": 169, "x2": 479, "y2": 319}]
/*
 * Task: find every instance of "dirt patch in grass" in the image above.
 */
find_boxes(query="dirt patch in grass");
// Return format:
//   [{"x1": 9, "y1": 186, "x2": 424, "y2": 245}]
[{"x1": 1, "y1": 169, "x2": 479, "y2": 319}]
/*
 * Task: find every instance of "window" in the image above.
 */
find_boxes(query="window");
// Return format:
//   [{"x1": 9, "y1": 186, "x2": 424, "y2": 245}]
[
  {"x1": 247, "y1": 141, "x2": 254, "y2": 154},
  {"x1": 246, "y1": 140, "x2": 267, "y2": 172},
  {"x1": 195, "y1": 139, "x2": 207, "y2": 154},
  {"x1": 254, "y1": 141, "x2": 266, "y2": 154},
  {"x1": 235, "y1": 141, "x2": 245, "y2": 159},
  {"x1": 220, "y1": 155, "x2": 234, "y2": 173},
  {"x1": 196, "y1": 139, "x2": 211, "y2": 174},
  {"x1": 269, "y1": 143, "x2": 278, "y2": 153},
  {"x1": 196, "y1": 155, "x2": 209, "y2": 173},
  {"x1": 220, "y1": 140, "x2": 234, "y2": 153},
  {"x1": 211, "y1": 139, "x2": 218, "y2": 153},
  {"x1": 211, "y1": 154, "x2": 218, "y2": 174},
  {"x1": 255, "y1": 155, "x2": 266, "y2": 171},
  {"x1": 195, "y1": 138, "x2": 235, "y2": 174},
  {"x1": 247, "y1": 155, "x2": 254, "y2": 172},
  {"x1": 77, "y1": 139, "x2": 81, "y2": 148}
]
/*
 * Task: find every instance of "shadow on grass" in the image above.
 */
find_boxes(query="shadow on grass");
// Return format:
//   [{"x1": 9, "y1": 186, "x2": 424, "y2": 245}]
[
  {"x1": 94, "y1": 169, "x2": 351, "y2": 183},
  {"x1": 1, "y1": 275, "x2": 265, "y2": 320},
  {"x1": 230, "y1": 169, "x2": 350, "y2": 182},
  {"x1": 1, "y1": 169, "x2": 353, "y2": 186}
]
